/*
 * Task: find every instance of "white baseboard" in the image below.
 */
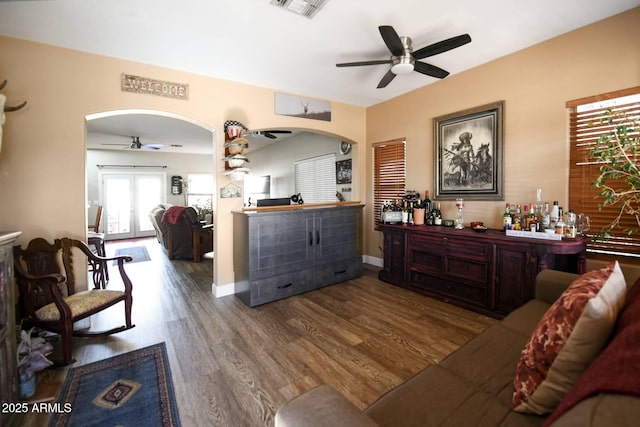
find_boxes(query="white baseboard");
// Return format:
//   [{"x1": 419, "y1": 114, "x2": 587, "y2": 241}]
[
  {"x1": 363, "y1": 255, "x2": 383, "y2": 267},
  {"x1": 212, "y1": 282, "x2": 235, "y2": 298}
]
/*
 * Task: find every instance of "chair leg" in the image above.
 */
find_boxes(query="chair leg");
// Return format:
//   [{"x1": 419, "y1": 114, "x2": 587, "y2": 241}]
[
  {"x1": 125, "y1": 294, "x2": 133, "y2": 329},
  {"x1": 60, "y1": 323, "x2": 76, "y2": 365}
]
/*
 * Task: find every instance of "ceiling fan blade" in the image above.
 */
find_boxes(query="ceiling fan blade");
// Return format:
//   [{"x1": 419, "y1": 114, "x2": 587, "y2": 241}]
[
  {"x1": 263, "y1": 132, "x2": 278, "y2": 139},
  {"x1": 413, "y1": 34, "x2": 472, "y2": 59},
  {"x1": 377, "y1": 69, "x2": 397, "y2": 88},
  {"x1": 414, "y1": 61, "x2": 450, "y2": 79},
  {"x1": 379, "y1": 25, "x2": 404, "y2": 56},
  {"x1": 336, "y1": 59, "x2": 391, "y2": 67},
  {"x1": 143, "y1": 144, "x2": 163, "y2": 150},
  {"x1": 265, "y1": 130, "x2": 292, "y2": 134}
]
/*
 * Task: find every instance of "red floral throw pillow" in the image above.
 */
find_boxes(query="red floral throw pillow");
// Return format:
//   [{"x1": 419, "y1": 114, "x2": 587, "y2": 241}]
[{"x1": 512, "y1": 261, "x2": 626, "y2": 414}]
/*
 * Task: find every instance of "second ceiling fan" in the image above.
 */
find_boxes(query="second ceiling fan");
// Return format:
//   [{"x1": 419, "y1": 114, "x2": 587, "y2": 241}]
[{"x1": 336, "y1": 26, "x2": 471, "y2": 88}]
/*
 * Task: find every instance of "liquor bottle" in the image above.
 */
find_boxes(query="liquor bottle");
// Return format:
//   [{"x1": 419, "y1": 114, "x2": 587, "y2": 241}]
[
  {"x1": 522, "y1": 204, "x2": 530, "y2": 230},
  {"x1": 408, "y1": 200, "x2": 415, "y2": 225},
  {"x1": 550, "y1": 201, "x2": 560, "y2": 229},
  {"x1": 555, "y1": 207, "x2": 566, "y2": 235},
  {"x1": 502, "y1": 203, "x2": 512, "y2": 230},
  {"x1": 401, "y1": 200, "x2": 409, "y2": 225},
  {"x1": 527, "y1": 203, "x2": 536, "y2": 231},
  {"x1": 424, "y1": 191, "x2": 432, "y2": 216},
  {"x1": 541, "y1": 201, "x2": 551, "y2": 230},
  {"x1": 564, "y1": 210, "x2": 577, "y2": 238},
  {"x1": 434, "y1": 203, "x2": 442, "y2": 225},
  {"x1": 513, "y1": 204, "x2": 522, "y2": 230}
]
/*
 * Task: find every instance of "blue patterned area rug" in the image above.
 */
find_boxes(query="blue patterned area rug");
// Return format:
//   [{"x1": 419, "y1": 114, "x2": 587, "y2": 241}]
[{"x1": 48, "y1": 343, "x2": 180, "y2": 427}]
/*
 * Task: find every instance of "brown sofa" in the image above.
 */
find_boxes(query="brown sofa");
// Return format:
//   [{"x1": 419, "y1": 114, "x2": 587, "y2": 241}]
[
  {"x1": 275, "y1": 269, "x2": 640, "y2": 427},
  {"x1": 149, "y1": 204, "x2": 213, "y2": 261}
]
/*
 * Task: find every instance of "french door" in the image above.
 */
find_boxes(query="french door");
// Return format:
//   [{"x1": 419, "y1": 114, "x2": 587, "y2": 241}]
[{"x1": 101, "y1": 173, "x2": 165, "y2": 240}]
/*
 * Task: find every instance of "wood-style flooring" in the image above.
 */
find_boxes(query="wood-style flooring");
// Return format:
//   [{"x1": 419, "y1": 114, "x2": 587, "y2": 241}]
[{"x1": 19, "y1": 237, "x2": 497, "y2": 427}]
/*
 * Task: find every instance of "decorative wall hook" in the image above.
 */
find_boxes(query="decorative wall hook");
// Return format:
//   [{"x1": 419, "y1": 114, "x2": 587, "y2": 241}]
[{"x1": 1, "y1": 80, "x2": 28, "y2": 112}]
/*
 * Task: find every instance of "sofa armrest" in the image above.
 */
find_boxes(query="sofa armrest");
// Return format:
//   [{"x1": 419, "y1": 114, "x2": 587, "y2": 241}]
[
  {"x1": 534, "y1": 269, "x2": 579, "y2": 304},
  {"x1": 275, "y1": 385, "x2": 378, "y2": 427}
]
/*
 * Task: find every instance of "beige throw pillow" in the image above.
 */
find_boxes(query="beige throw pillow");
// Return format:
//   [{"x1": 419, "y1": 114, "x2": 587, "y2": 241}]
[{"x1": 512, "y1": 261, "x2": 626, "y2": 414}]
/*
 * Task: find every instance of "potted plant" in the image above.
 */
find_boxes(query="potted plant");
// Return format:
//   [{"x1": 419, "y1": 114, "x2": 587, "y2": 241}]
[
  {"x1": 17, "y1": 327, "x2": 53, "y2": 398},
  {"x1": 590, "y1": 107, "x2": 640, "y2": 237}
]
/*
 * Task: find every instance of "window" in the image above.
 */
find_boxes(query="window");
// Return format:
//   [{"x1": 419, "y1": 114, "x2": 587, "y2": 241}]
[
  {"x1": 567, "y1": 87, "x2": 640, "y2": 258},
  {"x1": 294, "y1": 153, "x2": 336, "y2": 203},
  {"x1": 373, "y1": 139, "x2": 406, "y2": 226},
  {"x1": 186, "y1": 173, "x2": 213, "y2": 216}
]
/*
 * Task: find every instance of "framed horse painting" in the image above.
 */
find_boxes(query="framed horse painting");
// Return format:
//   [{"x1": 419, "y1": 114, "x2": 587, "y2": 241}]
[{"x1": 433, "y1": 100, "x2": 504, "y2": 200}]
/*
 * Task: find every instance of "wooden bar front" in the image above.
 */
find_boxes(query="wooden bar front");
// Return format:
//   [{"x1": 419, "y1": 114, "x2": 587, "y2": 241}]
[{"x1": 378, "y1": 224, "x2": 587, "y2": 318}]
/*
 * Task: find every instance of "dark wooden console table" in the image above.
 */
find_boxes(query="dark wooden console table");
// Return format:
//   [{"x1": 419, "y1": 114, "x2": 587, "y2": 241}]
[{"x1": 378, "y1": 224, "x2": 587, "y2": 318}]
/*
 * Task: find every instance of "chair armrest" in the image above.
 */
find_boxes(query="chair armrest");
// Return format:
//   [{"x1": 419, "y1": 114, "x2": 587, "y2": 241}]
[
  {"x1": 535, "y1": 269, "x2": 580, "y2": 304},
  {"x1": 275, "y1": 385, "x2": 378, "y2": 427}
]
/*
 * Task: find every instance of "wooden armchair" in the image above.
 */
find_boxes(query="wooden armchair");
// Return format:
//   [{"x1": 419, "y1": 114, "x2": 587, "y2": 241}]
[{"x1": 13, "y1": 237, "x2": 135, "y2": 365}]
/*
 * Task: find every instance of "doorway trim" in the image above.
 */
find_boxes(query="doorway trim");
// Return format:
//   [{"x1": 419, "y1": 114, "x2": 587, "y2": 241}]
[{"x1": 85, "y1": 109, "x2": 218, "y2": 290}]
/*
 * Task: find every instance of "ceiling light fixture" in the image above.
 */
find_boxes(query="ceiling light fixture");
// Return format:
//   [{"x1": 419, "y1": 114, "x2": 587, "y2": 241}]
[{"x1": 270, "y1": 0, "x2": 329, "y2": 18}]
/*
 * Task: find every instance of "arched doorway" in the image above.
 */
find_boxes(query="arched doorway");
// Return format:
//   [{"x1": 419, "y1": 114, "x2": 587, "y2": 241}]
[{"x1": 85, "y1": 109, "x2": 218, "y2": 285}]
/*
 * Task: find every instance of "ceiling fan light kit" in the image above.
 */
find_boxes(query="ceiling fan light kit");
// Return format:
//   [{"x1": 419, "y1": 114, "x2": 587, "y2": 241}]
[{"x1": 336, "y1": 25, "x2": 471, "y2": 88}]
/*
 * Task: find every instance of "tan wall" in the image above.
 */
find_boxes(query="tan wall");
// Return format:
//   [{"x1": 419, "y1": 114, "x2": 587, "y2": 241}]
[
  {"x1": 364, "y1": 8, "x2": 640, "y2": 261},
  {"x1": 0, "y1": 37, "x2": 366, "y2": 290}
]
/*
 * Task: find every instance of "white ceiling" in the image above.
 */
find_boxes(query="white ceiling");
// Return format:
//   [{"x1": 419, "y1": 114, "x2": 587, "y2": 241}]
[{"x1": 2, "y1": 0, "x2": 638, "y2": 153}]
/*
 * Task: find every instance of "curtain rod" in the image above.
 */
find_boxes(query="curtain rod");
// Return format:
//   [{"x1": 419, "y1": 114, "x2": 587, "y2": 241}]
[{"x1": 97, "y1": 164, "x2": 167, "y2": 169}]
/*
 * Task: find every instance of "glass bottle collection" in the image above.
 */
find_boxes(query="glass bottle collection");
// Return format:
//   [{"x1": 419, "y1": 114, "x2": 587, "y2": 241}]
[
  {"x1": 380, "y1": 191, "x2": 444, "y2": 227},
  {"x1": 381, "y1": 189, "x2": 589, "y2": 239},
  {"x1": 501, "y1": 199, "x2": 588, "y2": 239}
]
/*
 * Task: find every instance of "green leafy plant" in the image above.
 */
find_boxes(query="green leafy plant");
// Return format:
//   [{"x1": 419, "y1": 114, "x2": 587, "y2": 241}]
[{"x1": 590, "y1": 107, "x2": 640, "y2": 237}]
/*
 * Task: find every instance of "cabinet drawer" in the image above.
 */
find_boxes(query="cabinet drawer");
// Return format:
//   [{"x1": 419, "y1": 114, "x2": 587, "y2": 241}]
[
  {"x1": 446, "y1": 240, "x2": 492, "y2": 262},
  {"x1": 446, "y1": 257, "x2": 490, "y2": 285},
  {"x1": 315, "y1": 256, "x2": 363, "y2": 288},
  {"x1": 409, "y1": 270, "x2": 488, "y2": 307},
  {"x1": 408, "y1": 248, "x2": 444, "y2": 273},
  {"x1": 250, "y1": 269, "x2": 314, "y2": 306},
  {"x1": 408, "y1": 234, "x2": 444, "y2": 253}
]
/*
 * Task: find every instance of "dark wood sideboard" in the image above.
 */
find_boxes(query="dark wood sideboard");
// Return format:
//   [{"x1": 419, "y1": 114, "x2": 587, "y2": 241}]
[
  {"x1": 378, "y1": 224, "x2": 586, "y2": 318},
  {"x1": 1, "y1": 231, "x2": 21, "y2": 426},
  {"x1": 233, "y1": 204, "x2": 364, "y2": 307}
]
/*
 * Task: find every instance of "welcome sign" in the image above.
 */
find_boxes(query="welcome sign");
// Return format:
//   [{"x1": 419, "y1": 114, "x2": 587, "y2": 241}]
[{"x1": 121, "y1": 74, "x2": 189, "y2": 100}]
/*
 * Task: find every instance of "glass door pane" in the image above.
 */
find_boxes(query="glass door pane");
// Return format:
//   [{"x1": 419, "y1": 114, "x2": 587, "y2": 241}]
[
  {"x1": 102, "y1": 173, "x2": 165, "y2": 240},
  {"x1": 103, "y1": 175, "x2": 134, "y2": 240},
  {"x1": 135, "y1": 175, "x2": 163, "y2": 236}
]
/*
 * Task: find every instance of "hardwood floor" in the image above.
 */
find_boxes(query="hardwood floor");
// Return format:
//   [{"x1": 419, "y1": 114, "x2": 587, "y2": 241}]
[{"x1": 19, "y1": 237, "x2": 497, "y2": 427}]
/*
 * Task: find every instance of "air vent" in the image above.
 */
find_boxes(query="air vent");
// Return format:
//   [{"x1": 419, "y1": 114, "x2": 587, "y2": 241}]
[{"x1": 270, "y1": 0, "x2": 328, "y2": 18}]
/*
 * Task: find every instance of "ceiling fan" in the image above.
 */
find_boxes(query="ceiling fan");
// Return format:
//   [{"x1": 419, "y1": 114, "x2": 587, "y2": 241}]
[
  {"x1": 250, "y1": 130, "x2": 293, "y2": 139},
  {"x1": 101, "y1": 136, "x2": 163, "y2": 150},
  {"x1": 336, "y1": 25, "x2": 471, "y2": 88}
]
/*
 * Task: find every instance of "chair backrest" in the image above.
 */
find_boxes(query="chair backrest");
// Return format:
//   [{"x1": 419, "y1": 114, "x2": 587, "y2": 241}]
[
  {"x1": 13, "y1": 238, "x2": 67, "y2": 316},
  {"x1": 89, "y1": 205, "x2": 103, "y2": 232}
]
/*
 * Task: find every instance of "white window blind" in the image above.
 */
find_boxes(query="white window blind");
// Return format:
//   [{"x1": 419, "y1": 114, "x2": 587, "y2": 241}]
[{"x1": 295, "y1": 153, "x2": 336, "y2": 203}]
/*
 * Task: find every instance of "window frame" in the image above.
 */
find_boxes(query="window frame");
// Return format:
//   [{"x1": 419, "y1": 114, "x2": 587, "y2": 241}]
[
  {"x1": 567, "y1": 86, "x2": 640, "y2": 258},
  {"x1": 372, "y1": 138, "x2": 406, "y2": 227}
]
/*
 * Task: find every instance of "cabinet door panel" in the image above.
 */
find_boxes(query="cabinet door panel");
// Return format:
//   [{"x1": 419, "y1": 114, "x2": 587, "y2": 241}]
[
  {"x1": 249, "y1": 212, "x2": 314, "y2": 279},
  {"x1": 314, "y1": 209, "x2": 359, "y2": 263},
  {"x1": 495, "y1": 245, "x2": 535, "y2": 315}
]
